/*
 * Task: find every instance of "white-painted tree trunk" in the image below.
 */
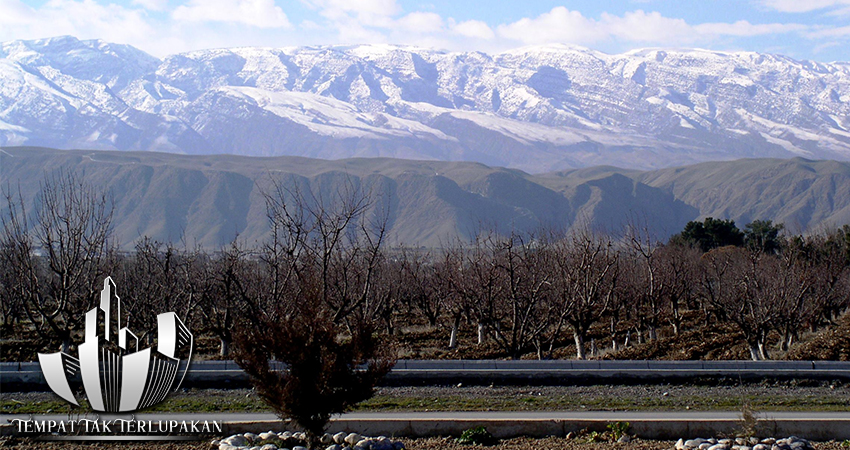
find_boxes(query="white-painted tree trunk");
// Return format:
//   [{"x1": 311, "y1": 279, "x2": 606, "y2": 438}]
[{"x1": 574, "y1": 332, "x2": 586, "y2": 360}]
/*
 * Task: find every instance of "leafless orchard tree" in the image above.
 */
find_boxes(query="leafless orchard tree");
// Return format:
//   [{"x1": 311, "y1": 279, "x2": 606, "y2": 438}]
[
  {"x1": 259, "y1": 175, "x2": 388, "y2": 325},
  {"x1": 699, "y1": 247, "x2": 783, "y2": 360},
  {"x1": 778, "y1": 235, "x2": 850, "y2": 347},
  {"x1": 2, "y1": 171, "x2": 114, "y2": 352},
  {"x1": 196, "y1": 241, "x2": 254, "y2": 357},
  {"x1": 550, "y1": 229, "x2": 619, "y2": 360},
  {"x1": 447, "y1": 233, "x2": 506, "y2": 347},
  {"x1": 623, "y1": 225, "x2": 667, "y2": 342},
  {"x1": 0, "y1": 238, "x2": 22, "y2": 335},
  {"x1": 0, "y1": 188, "x2": 29, "y2": 337},
  {"x1": 655, "y1": 244, "x2": 700, "y2": 336},
  {"x1": 115, "y1": 238, "x2": 200, "y2": 345},
  {"x1": 396, "y1": 248, "x2": 444, "y2": 329},
  {"x1": 489, "y1": 232, "x2": 555, "y2": 359},
  {"x1": 435, "y1": 245, "x2": 467, "y2": 349}
]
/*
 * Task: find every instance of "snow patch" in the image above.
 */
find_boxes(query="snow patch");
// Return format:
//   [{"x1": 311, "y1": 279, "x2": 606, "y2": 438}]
[
  {"x1": 0, "y1": 117, "x2": 29, "y2": 132},
  {"x1": 759, "y1": 132, "x2": 813, "y2": 157},
  {"x1": 218, "y1": 86, "x2": 456, "y2": 141}
]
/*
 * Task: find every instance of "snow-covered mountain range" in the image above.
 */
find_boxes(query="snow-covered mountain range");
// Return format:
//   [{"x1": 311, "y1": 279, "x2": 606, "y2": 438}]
[{"x1": 2, "y1": 36, "x2": 850, "y2": 172}]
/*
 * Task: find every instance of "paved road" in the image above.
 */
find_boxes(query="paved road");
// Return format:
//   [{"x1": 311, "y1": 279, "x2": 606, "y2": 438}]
[{"x1": 6, "y1": 360, "x2": 850, "y2": 389}]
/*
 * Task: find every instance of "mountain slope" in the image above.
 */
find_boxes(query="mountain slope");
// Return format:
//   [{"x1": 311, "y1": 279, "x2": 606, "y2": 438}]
[
  {"x1": 638, "y1": 158, "x2": 850, "y2": 232},
  {"x1": 1, "y1": 37, "x2": 849, "y2": 172},
  {"x1": 3, "y1": 147, "x2": 849, "y2": 248}
]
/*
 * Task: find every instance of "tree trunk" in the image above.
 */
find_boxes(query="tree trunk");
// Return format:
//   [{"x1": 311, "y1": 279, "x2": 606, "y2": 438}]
[
  {"x1": 573, "y1": 331, "x2": 586, "y2": 360},
  {"x1": 758, "y1": 340, "x2": 770, "y2": 360},
  {"x1": 672, "y1": 300, "x2": 681, "y2": 336},
  {"x1": 477, "y1": 322, "x2": 485, "y2": 345},
  {"x1": 648, "y1": 326, "x2": 657, "y2": 341},
  {"x1": 220, "y1": 338, "x2": 230, "y2": 358},
  {"x1": 780, "y1": 329, "x2": 793, "y2": 352},
  {"x1": 609, "y1": 316, "x2": 619, "y2": 352},
  {"x1": 590, "y1": 338, "x2": 598, "y2": 357},
  {"x1": 748, "y1": 343, "x2": 762, "y2": 361},
  {"x1": 449, "y1": 313, "x2": 461, "y2": 349}
]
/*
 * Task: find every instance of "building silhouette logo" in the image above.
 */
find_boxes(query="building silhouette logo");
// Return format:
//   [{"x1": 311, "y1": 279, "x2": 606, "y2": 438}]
[{"x1": 38, "y1": 277, "x2": 193, "y2": 412}]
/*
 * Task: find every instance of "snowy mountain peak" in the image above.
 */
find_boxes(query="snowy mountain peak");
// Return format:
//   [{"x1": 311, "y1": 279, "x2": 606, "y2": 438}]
[{"x1": 1, "y1": 37, "x2": 849, "y2": 172}]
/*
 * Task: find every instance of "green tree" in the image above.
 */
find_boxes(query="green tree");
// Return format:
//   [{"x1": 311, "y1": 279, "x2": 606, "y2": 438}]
[
  {"x1": 670, "y1": 217, "x2": 743, "y2": 252},
  {"x1": 744, "y1": 220, "x2": 784, "y2": 254}
]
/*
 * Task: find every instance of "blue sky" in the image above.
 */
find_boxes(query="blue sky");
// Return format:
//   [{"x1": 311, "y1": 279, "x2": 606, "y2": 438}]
[{"x1": 1, "y1": 0, "x2": 849, "y2": 62}]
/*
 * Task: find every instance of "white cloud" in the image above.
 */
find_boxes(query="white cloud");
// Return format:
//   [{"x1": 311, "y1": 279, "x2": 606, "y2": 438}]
[
  {"x1": 173, "y1": 0, "x2": 290, "y2": 28},
  {"x1": 497, "y1": 7, "x2": 806, "y2": 46},
  {"x1": 813, "y1": 40, "x2": 842, "y2": 54},
  {"x1": 0, "y1": 0, "x2": 35, "y2": 25},
  {"x1": 497, "y1": 7, "x2": 606, "y2": 45},
  {"x1": 131, "y1": 0, "x2": 167, "y2": 12},
  {"x1": 0, "y1": 0, "x2": 836, "y2": 61},
  {"x1": 0, "y1": 0, "x2": 156, "y2": 46},
  {"x1": 308, "y1": 0, "x2": 398, "y2": 29},
  {"x1": 318, "y1": 0, "x2": 400, "y2": 17},
  {"x1": 758, "y1": 0, "x2": 850, "y2": 13},
  {"x1": 695, "y1": 20, "x2": 806, "y2": 36},
  {"x1": 808, "y1": 24, "x2": 850, "y2": 37},
  {"x1": 451, "y1": 19, "x2": 495, "y2": 40},
  {"x1": 601, "y1": 10, "x2": 692, "y2": 42},
  {"x1": 395, "y1": 12, "x2": 443, "y2": 34}
]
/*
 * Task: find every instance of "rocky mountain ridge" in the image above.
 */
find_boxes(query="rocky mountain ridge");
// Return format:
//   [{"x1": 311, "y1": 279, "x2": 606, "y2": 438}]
[{"x1": 1, "y1": 37, "x2": 849, "y2": 172}]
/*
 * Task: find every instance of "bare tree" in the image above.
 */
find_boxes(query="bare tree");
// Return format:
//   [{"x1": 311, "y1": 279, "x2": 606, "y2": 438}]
[
  {"x1": 116, "y1": 238, "x2": 199, "y2": 345},
  {"x1": 435, "y1": 245, "x2": 468, "y2": 349},
  {"x1": 260, "y1": 175, "x2": 388, "y2": 324},
  {"x1": 0, "y1": 238, "x2": 22, "y2": 335},
  {"x1": 700, "y1": 247, "x2": 790, "y2": 360},
  {"x1": 655, "y1": 244, "x2": 700, "y2": 336},
  {"x1": 0, "y1": 188, "x2": 29, "y2": 337},
  {"x1": 2, "y1": 171, "x2": 114, "y2": 352},
  {"x1": 197, "y1": 241, "x2": 253, "y2": 357},
  {"x1": 489, "y1": 232, "x2": 554, "y2": 359},
  {"x1": 624, "y1": 225, "x2": 667, "y2": 342},
  {"x1": 551, "y1": 230, "x2": 619, "y2": 360},
  {"x1": 396, "y1": 248, "x2": 444, "y2": 328},
  {"x1": 449, "y1": 233, "x2": 506, "y2": 347},
  {"x1": 233, "y1": 175, "x2": 395, "y2": 439},
  {"x1": 777, "y1": 235, "x2": 850, "y2": 349}
]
